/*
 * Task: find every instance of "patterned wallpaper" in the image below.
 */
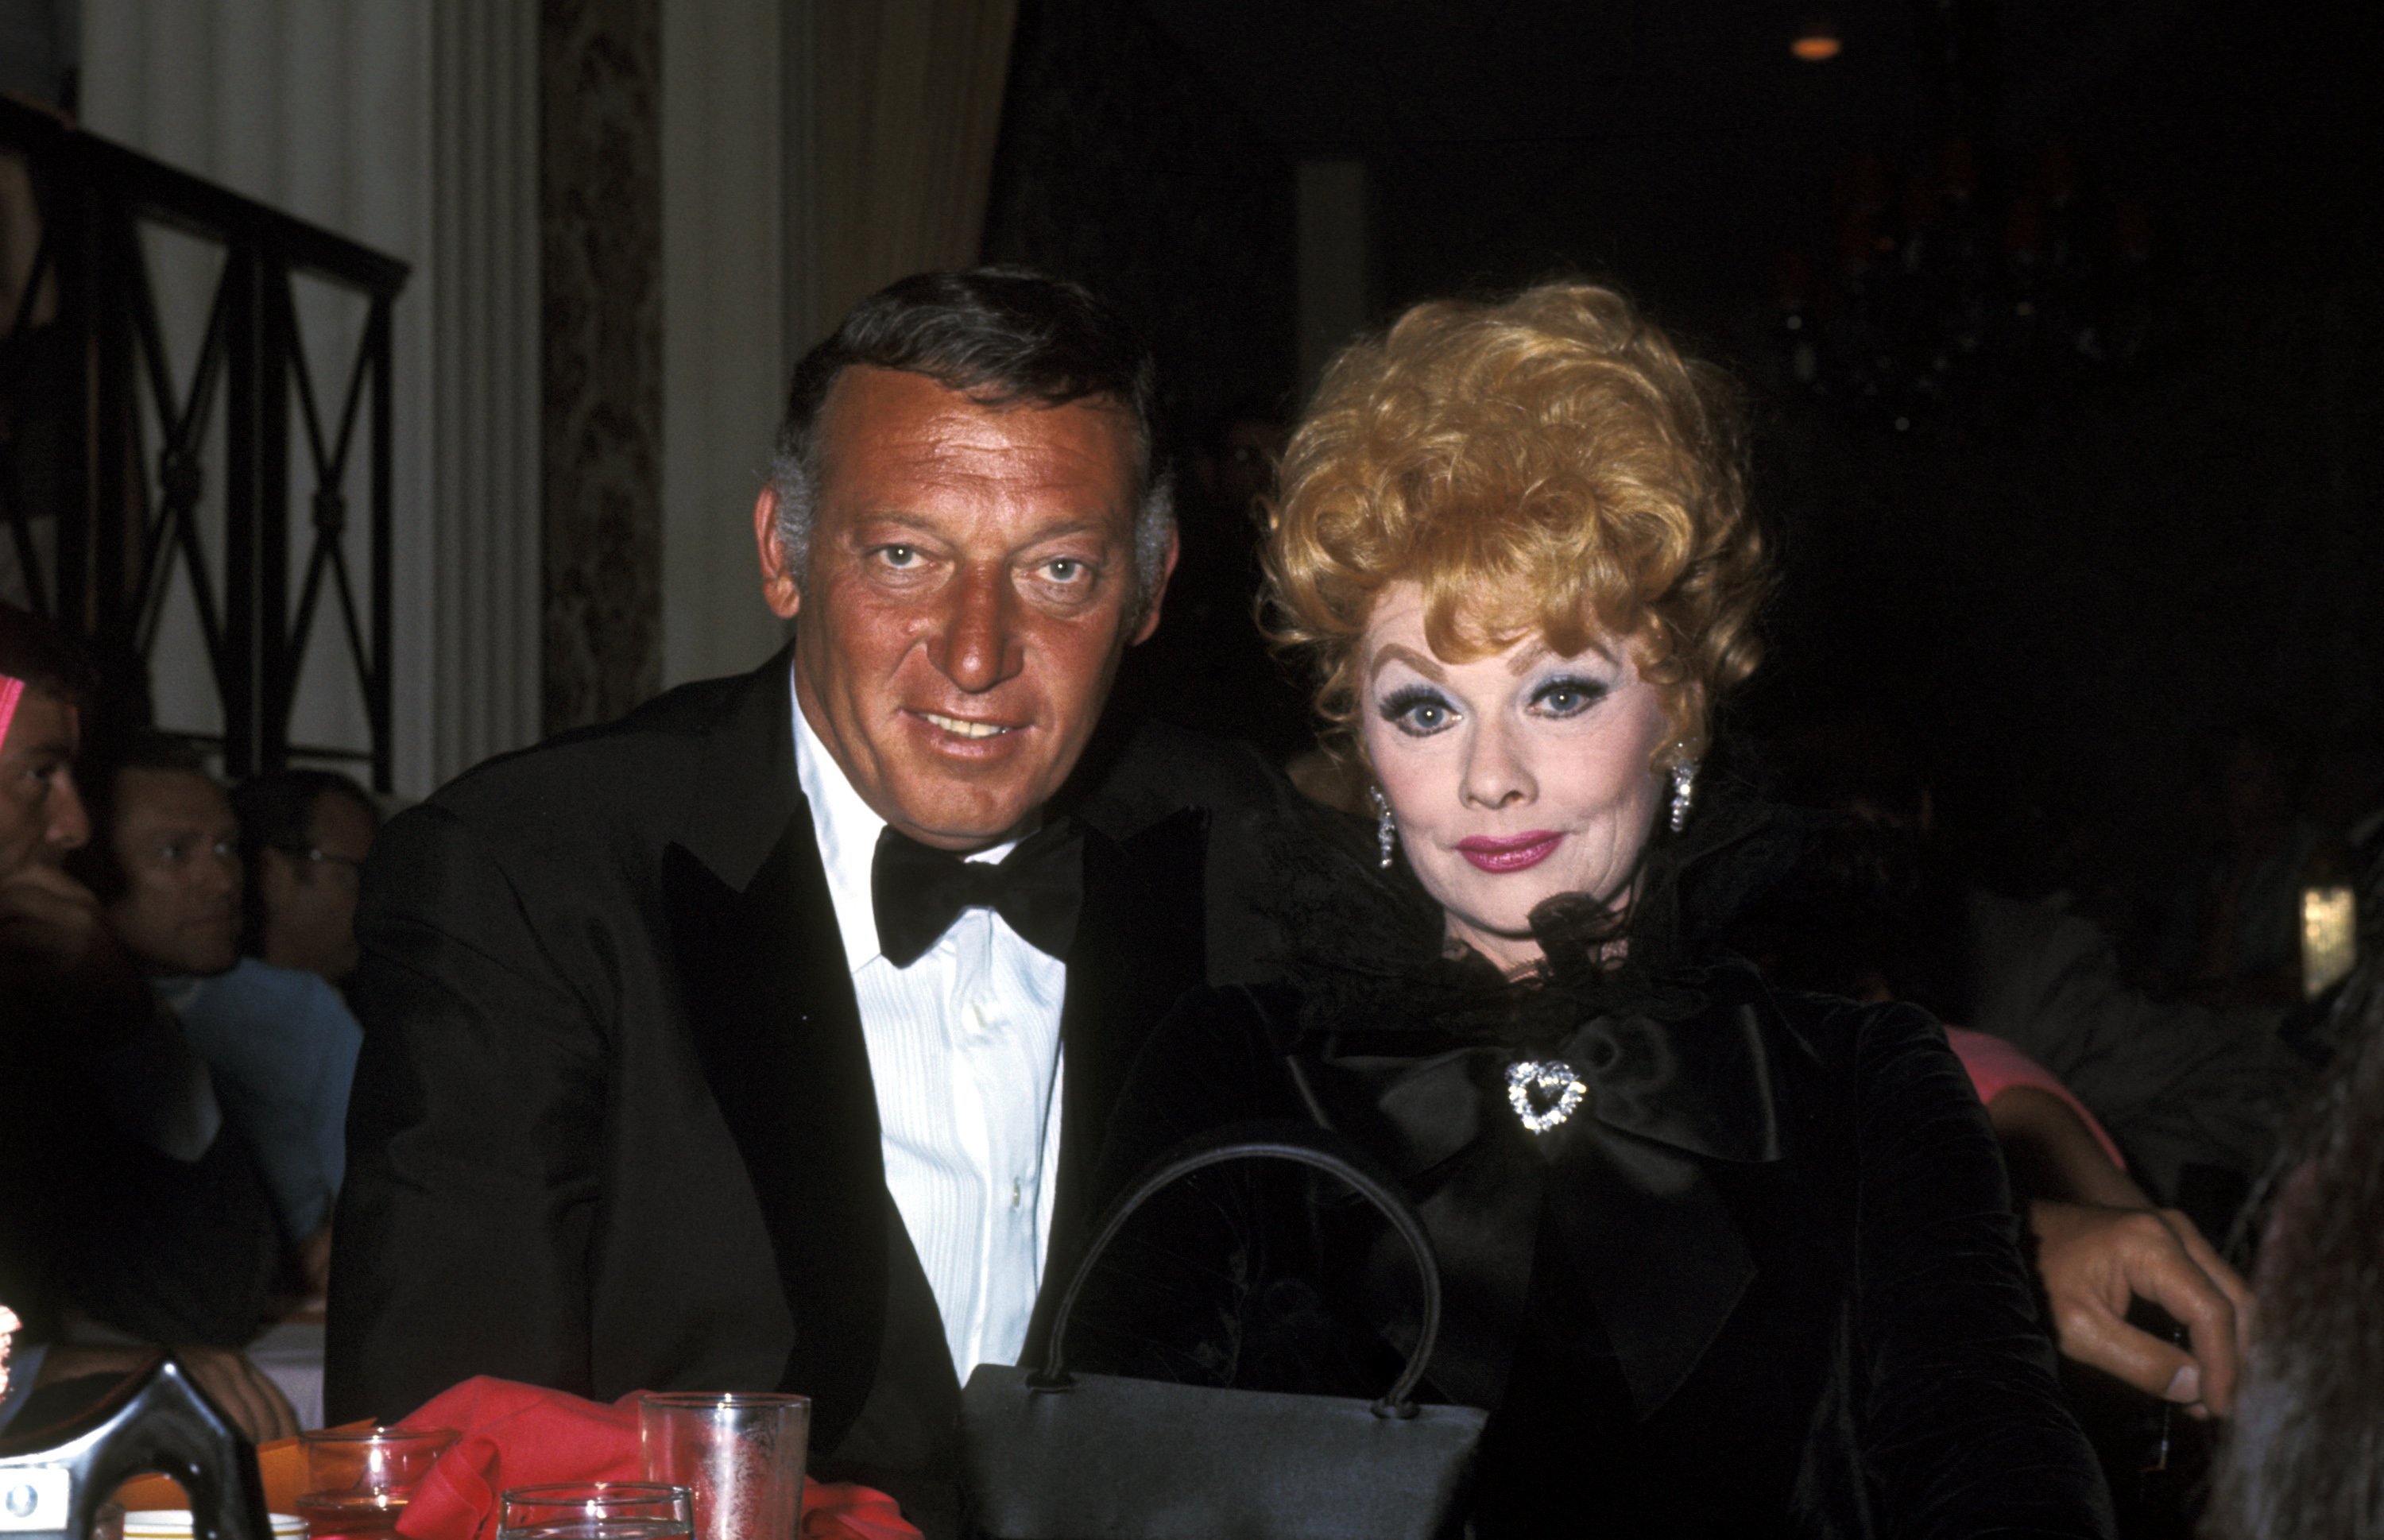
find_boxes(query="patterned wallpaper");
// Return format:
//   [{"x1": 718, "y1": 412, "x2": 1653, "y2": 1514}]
[
  {"x1": 540, "y1": 0, "x2": 664, "y2": 735},
  {"x1": 530, "y1": 0, "x2": 1296, "y2": 735}
]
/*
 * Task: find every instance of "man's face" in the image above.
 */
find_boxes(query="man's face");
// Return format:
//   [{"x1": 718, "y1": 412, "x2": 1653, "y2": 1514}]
[
  {"x1": 0, "y1": 691, "x2": 88, "y2": 878},
  {"x1": 758, "y1": 366, "x2": 1171, "y2": 851},
  {"x1": 259, "y1": 789, "x2": 375, "y2": 982},
  {"x1": 106, "y1": 767, "x2": 242, "y2": 976}
]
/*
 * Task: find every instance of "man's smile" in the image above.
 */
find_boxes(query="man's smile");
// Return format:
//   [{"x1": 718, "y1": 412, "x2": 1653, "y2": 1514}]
[{"x1": 914, "y1": 709, "x2": 1021, "y2": 740}]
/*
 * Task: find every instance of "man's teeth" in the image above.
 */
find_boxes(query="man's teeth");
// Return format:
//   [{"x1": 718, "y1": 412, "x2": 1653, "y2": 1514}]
[{"x1": 923, "y1": 712, "x2": 1010, "y2": 739}]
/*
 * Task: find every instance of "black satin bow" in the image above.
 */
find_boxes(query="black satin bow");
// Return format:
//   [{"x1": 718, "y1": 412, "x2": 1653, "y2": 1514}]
[
  {"x1": 871, "y1": 820, "x2": 1085, "y2": 968},
  {"x1": 1298, "y1": 989, "x2": 1788, "y2": 1421}
]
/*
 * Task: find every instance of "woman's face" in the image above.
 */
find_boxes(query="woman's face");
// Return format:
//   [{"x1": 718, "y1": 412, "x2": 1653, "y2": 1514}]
[{"x1": 1359, "y1": 582, "x2": 1675, "y2": 973}]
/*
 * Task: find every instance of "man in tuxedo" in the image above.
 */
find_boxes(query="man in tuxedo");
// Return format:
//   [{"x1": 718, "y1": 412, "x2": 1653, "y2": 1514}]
[{"x1": 327, "y1": 270, "x2": 1292, "y2": 1532}]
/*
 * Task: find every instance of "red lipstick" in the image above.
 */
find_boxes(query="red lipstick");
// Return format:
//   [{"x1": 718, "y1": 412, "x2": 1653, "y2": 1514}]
[{"x1": 1456, "y1": 830, "x2": 1562, "y2": 873}]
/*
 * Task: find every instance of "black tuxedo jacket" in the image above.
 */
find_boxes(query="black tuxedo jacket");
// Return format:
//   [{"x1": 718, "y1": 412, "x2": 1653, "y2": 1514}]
[{"x1": 327, "y1": 649, "x2": 1292, "y2": 1525}]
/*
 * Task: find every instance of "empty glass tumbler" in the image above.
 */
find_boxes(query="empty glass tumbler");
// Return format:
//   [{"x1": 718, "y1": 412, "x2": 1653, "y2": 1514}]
[
  {"x1": 497, "y1": 1483, "x2": 694, "y2": 1540},
  {"x1": 638, "y1": 1392, "x2": 811, "y2": 1540},
  {"x1": 297, "y1": 1426, "x2": 458, "y2": 1540}
]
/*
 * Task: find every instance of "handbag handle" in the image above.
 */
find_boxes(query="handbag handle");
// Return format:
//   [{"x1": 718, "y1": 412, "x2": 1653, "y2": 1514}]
[{"x1": 1036, "y1": 1122, "x2": 1445, "y2": 1418}]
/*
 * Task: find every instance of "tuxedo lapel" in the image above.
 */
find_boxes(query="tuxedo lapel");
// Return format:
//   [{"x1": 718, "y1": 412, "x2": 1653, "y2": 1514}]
[
  {"x1": 654, "y1": 653, "x2": 1212, "y2": 1442},
  {"x1": 658, "y1": 651, "x2": 889, "y2": 1453},
  {"x1": 1024, "y1": 805, "x2": 1210, "y2": 1360}
]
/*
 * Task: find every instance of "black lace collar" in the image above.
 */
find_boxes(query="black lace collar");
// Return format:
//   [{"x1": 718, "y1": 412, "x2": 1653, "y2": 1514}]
[{"x1": 1257, "y1": 769, "x2": 1820, "y2": 1051}]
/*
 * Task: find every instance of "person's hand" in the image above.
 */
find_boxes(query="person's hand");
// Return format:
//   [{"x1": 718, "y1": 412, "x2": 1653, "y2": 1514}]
[
  {"x1": 2030, "y1": 1198, "x2": 2254, "y2": 1417},
  {"x1": 0, "y1": 863, "x2": 114, "y2": 969},
  {"x1": 0, "y1": 864, "x2": 141, "y2": 990},
  {"x1": 37, "y1": 1342, "x2": 300, "y2": 1443},
  {"x1": 0, "y1": 865, "x2": 154, "y2": 1039}
]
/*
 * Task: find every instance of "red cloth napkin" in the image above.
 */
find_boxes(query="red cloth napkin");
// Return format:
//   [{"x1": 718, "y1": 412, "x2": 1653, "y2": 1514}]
[{"x1": 392, "y1": 1377, "x2": 916, "y2": 1540}]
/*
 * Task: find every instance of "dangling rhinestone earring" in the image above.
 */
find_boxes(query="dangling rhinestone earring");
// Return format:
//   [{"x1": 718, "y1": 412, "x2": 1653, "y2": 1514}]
[
  {"x1": 1368, "y1": 785, "x2": 1397, "y2": 869},
  {"x1": 1668, "y1": 759, "x2": 1700, "y2": 834}
]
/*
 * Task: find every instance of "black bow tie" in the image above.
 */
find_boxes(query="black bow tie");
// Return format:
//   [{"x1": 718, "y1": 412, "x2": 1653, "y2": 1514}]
[{"x1": 871, "y1": 820, "x2": 1085, "y2": 969}]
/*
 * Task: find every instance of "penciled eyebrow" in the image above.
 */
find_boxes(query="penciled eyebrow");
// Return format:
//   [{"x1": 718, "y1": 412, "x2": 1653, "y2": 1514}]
[
  {"x1": 1368, "y1": 642, "x2": 1447, "y2": 683},
  {"x1": 1507, "y1": 635, "x2": 1615, "y2": 675}
]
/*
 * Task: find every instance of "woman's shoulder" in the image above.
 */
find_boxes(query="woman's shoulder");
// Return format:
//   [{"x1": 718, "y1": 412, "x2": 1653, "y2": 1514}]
[
  {"x1": 1746, "y1": 971, "x2": 1958, "y2": 1071},
  {"x1": 1140, "y1": 979, "x2": 1302, "y2": 1063},
  {"x1": 1096, "y1": 983, "x2": 1312, "y2": 1188},
  {"x1": 1726, "y1": 969, "x2": 1987, "y2": 1155}
]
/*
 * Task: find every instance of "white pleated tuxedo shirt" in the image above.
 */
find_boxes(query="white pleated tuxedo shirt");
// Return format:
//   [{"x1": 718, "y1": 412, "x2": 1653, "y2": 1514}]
[{"x1": 791, "y1": 685, "x2": 1067, "y2": 1379}]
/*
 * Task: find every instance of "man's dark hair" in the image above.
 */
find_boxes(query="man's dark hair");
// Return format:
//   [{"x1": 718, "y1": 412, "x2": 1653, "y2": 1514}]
[
  {"x1": 64, "y1": 733, "x2": 212, "y2": 903},
  {"x1": 230, "y1": 768, "x2": 380, "y2": 954},
  {"x1": 768, "y1": 267, "x2": 1175, "y2": 617},
  {"x1": 0, "y1": 602, "x2": 98, "y2": 704}
]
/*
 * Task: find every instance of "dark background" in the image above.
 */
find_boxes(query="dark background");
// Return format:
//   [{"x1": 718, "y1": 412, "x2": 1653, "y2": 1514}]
[{"x1": 981, "y1": 0, "x2": 2384, "y2": 938}]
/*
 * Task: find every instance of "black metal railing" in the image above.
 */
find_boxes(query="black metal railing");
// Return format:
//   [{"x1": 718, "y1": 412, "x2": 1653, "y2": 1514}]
[{"x1": 0, "y1": 97, "x2": 409, "y2": 787}]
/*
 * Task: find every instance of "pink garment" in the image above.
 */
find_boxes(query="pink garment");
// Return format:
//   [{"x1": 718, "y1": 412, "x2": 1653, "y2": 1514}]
[
  {"x1": 0, "y1": 673, "x2": 24, "y2": 756},
  {"x1": 393, "y1": 1376, "x2": 919, "y2": 1540},
  {"x1": 1945, "y1": 1025, "x2": 2127, "y2": 1169}
]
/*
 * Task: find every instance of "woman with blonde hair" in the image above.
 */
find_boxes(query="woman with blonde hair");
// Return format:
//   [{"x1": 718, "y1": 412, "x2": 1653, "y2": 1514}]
[{"x1": 1084, "y1": 284, "x2": 2111, "y2": 1535}]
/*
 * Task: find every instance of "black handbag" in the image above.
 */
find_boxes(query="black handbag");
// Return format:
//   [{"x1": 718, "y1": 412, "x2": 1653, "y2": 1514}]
[{"x1": 958, "y1": 1126, "x2": 1488, "y2": 1540}]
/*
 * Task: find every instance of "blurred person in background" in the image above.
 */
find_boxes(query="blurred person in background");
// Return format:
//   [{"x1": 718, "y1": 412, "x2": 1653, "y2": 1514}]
[
  {"x1": 55, "y1": 737, "x2": 281, "y2": 1352},
  {"x1": 0, "y1": 605, "x2": 294, "y2": 1439},
  {"x1": 231, "y1": 768, "x2": 381, "y2": 989},
  {"x1": 75, "y1": 745, "x2": 359, "y2": 1302},
  {"x1": 1756, "y1": 710, "x2": 2312, "y2": 1229},
  {"x1": 1732, "y1": 780, "x2": 2254, "y2": 1430},
  {"x1": 73, "y1": 737, "x2": 242, "y2": 983},
  {"x1": 2204, "y1": 946, "x2": 2384, "y2": 1539},
  {"x1": 2146, "y1": 724, "x2": 2322, "y2": 1010},
  {"x1": 1107, "y1": 396, "x2": 1310, "y2": 764}
]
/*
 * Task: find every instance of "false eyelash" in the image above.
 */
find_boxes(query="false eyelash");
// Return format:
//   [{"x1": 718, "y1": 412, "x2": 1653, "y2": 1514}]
[
  {"x1": 1377, "y1": 685, "x2": 1449, "y2": 719},
  {"x1": 1531, "y1": 675, "x2": 1610, "y2": 713}
]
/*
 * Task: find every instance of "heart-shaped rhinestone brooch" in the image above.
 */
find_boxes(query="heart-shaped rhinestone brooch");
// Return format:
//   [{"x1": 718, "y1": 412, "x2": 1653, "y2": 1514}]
[{"x1": 1505, "y1": 1058, "x2": 1589, "y2": 1135}]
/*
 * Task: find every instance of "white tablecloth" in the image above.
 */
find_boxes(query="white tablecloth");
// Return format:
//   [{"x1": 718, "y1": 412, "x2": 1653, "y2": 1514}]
[{"x1": 246, "y1": 1318, "x2": 325, "y2": 1430}]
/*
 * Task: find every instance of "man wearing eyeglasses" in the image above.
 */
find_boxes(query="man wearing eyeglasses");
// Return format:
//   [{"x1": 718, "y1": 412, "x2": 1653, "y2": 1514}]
[{"x1": 231, "y1": 769, "x2": 382, "y2": 988}]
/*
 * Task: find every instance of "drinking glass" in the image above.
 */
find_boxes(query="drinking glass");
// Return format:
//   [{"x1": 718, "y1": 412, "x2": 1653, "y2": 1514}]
[
  {"x1": 117, "y1": 1511, "x2": 308, "y2": 1540},
  {"x1": 297, "y1": 1426, "x2": 458, "y2": 1540},
  {"x1": 639, "y1": 1392, "x2": 811, "y2": 1540},
  {"x1": 496, "y1": 1484, "x2": 694, "y2": 1540}
]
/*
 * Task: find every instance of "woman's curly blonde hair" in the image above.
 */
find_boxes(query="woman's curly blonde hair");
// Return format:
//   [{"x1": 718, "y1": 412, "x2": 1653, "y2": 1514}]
[{"x1": 1264, "y1": 281, "x2": 1769, "y2": 764}]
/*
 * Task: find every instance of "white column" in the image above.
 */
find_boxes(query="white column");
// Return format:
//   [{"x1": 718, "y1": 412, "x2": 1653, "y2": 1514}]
[
  {"x1": 81, "y1": 0, "x2": 540, "y2": 799},
  {"x1": 426, "y1": 0, "x2": 541, "y2": 787},
  {"x1": 659, "y1": 0, "x2": 792, "y2": 691}
]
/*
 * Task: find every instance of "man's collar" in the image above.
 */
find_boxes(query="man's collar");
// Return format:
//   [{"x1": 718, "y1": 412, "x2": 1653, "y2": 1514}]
[
  {"x1": 791, "y1": 678, "x2": 886, "y2": 973},
  {"x1": 788, "y1": 666, "x2": 1022, "y2": 974},
  {"x1": 672, "y1": 644, "x2": 804, "y2": 894}
]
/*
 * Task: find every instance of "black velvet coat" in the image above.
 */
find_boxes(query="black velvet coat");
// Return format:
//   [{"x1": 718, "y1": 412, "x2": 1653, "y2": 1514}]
[{"x1": 1073, "y1": 830, "x2": 2115, "y2": 1539}]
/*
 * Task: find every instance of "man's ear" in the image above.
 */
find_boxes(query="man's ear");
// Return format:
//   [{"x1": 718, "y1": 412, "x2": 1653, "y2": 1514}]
[
  {"x1": 755, "y1": 486, "x2": 800, "y2": 620},
  {"x1": 1129, "y1": 525, "x2": 1182, "y2": 646}
]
